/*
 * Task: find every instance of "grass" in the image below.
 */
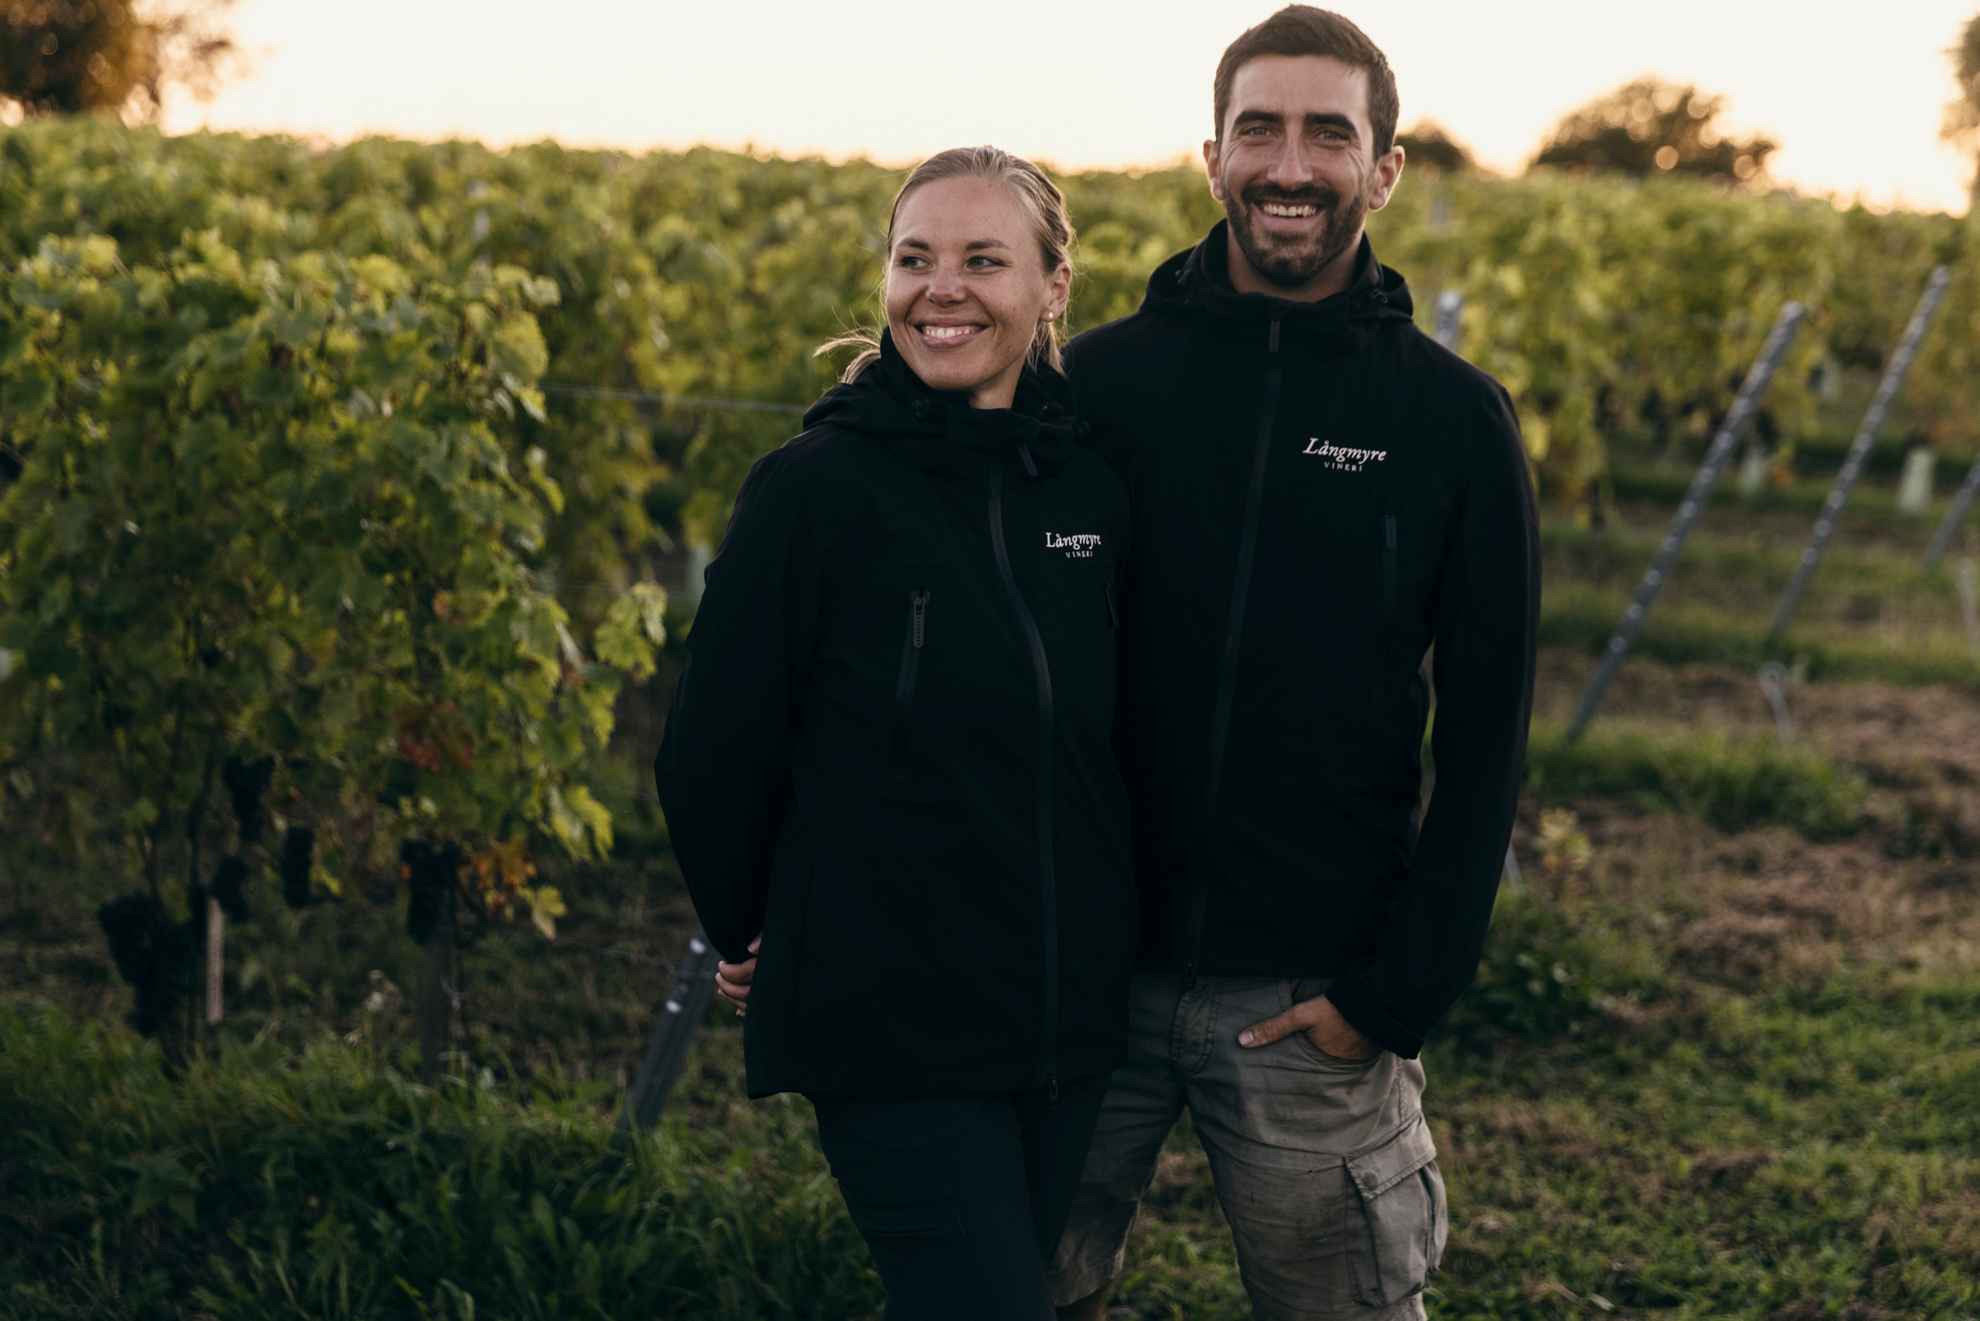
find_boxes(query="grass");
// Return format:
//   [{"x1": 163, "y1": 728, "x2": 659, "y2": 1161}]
[
  {"x1": 1539, "y1": 583, "x2": 1980, "y2": 690},
  {"x1": 8, "y1": 862, "x2": 1977, "y2": 1320},
  {"x1": 1524, "y1": 723, "x2": 1867, "y2": 838},
  {"x1": 0, "y1": 1002, "x2": 879, "y2": 1321},
  {"x1": 1541, "y1": 518, "x2": 1961, "y2": 605}
]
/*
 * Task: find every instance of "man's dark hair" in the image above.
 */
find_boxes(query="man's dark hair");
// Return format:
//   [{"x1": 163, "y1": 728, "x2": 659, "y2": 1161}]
[{"x1": 1212, "y1": 6, "x2": 1399, "y2": 156}]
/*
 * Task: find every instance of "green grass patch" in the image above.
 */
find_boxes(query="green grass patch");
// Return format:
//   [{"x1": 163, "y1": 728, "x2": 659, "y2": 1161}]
[
  {"x1": 1540, "y1": 583, "x2": 1980, "y2": 689},
  {"x1": 1526, "y1": 723, "x2": 1867, "y2": 837},
  {"x1": 0, "y1": 1004, "x2": 881, "y2": 1321},
  {"x1": 1541, "y1": 518, "x2": 1955, "y2": 604}
]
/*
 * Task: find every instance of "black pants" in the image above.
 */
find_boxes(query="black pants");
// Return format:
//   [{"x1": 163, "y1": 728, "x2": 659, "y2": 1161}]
[{"x1": 810, "y1": 1081, "x2": 1107, "y2": 1321}]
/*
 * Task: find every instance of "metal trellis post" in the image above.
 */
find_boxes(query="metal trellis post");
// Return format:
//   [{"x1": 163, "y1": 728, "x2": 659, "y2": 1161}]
[
  {"x1": 1923, "y1": 451, "x2": 1980, "y2": 571},
  {"x1": 620, "y1": 923, "x2": 722, "y2": 1136},
  {"x1": 1433, "y1": 290, "x2": 1463, "y2": 352},
  {"x1": 1565, "y1": 301, "x2": 1807, "y2": 743},
  {"x1": 1766, "y1": 267, "x2": 1951, "y2": 642}
]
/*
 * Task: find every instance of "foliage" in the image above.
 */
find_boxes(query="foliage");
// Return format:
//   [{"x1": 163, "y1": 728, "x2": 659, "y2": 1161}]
[
  {"x1": 0, "y1": 230, "x2": 665, "y2": 1043},
  {"x1": 1944, "y1": 10, "x2": 1980, "y2": 165},
  {"x1": 1438, "y1": 888, "x2": 1607, "y2": 1050},
  {"x1": 0, "y1": 0, "x2": 238, "y2": 119},
  {"x1": 1, "y1": 121, "x2": 1970, "y2": 537},
  {"x1": 1530, "y1": 78, "x2": 1776, "y2": 183},
  {"x1": 1394, "y1": 120, "x2": 1474, "y2": 173}
]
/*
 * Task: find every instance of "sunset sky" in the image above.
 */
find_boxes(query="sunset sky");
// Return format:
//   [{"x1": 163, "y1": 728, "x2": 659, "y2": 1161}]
[{"x1": 162, "y1": 0, "x2": 1979, "y2": 215}]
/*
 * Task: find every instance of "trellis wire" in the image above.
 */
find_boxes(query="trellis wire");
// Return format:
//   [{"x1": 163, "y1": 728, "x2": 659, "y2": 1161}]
[
  {"x1": 1565, "y1": 301, "x2": 1807, "y2": 743},
  {"x1": 1765, "y1": 267, "x2": 1950, "y2": 642},
  {"x1": 542, "y1": 381, "x2": 806, "y2": 416}
]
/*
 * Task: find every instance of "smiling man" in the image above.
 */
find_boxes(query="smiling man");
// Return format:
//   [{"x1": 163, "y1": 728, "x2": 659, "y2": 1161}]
[{"x1": 1048, "y1": 8, "x2": 1539, "y2": 1319}]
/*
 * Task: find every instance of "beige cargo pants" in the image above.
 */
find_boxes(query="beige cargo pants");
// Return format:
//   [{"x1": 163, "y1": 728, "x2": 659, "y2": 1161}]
[{"x1": 1047, "y1": 973, "x2": 1447, "y2": 1320}]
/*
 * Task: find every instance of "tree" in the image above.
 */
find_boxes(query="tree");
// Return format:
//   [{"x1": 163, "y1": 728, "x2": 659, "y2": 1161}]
[
  {"x1": 1944, "y1": 12, "x2": 1980, "y2": 200},
  {"x1": 1395, "y1": 121, "x2": 1475, "y2": 174},
  {"x1": 0, "y1": 0, "x2": 237, "y2": 119},
  {"x1": 1530, "y1": 79, "x2": 1775, "y2": 184}
]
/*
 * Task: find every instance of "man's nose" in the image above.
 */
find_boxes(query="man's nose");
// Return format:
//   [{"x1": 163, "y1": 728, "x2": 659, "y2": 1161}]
[{"x1": 1267, "y1": 137, "x2": 1315, "y2": 188}]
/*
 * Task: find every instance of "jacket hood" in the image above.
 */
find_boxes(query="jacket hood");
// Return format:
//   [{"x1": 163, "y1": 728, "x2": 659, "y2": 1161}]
[
  {"x1": 1141, "y1": 222, "x2": 1415, "y2": 340},
  {"x1": 803, "y1": 329, "x2": 1079, "y2": 476}
]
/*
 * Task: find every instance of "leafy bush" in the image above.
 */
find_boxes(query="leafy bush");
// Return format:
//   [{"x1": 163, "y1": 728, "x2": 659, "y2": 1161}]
[
  {"x1": 0, "y1": 232, "x2": 666, "y2": 1048},
  {"x1": 1438, "y1": 888, "x2": 1607, "y2": 1051}
]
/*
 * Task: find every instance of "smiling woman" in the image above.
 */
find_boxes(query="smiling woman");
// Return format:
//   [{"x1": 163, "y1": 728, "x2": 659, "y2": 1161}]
[
  {"x1": 655, "y1": 146, "x2": 1137, "y2": 1320},
  {"x1": 819, "y1": 145, "x2": 1073, "y2": 405}
]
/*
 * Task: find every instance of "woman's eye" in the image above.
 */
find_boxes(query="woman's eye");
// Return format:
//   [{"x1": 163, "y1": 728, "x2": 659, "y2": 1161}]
[
  {"x1": 966, "y1": 256, "x2": 1005, "y2": 270},
  {"x1": 895, "y1": 254, "x2": 927, "y2": 269}
]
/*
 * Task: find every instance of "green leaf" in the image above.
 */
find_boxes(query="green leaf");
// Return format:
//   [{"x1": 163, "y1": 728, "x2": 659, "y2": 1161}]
[{"x1": 595, "y1": 583, "x2": 668, "y2": 680}]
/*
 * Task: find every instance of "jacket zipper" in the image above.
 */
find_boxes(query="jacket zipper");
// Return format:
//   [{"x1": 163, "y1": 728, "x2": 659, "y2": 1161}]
[
  {"x1": 1104, "y1": 580, "x2": 1119, "y2": 630},
  {"x1": 989, "y1": 466, "x2": 1059, "y2": 1101},
  {"x1": 1188, "y1": 317, "x2": 1284, "y2": 981},
  {"x1": 894, "y1": 589, "x2": 929, "y2": 713}
]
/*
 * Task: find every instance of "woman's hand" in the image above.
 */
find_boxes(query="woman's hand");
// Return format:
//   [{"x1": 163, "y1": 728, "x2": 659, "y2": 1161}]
[{"x1": 715, "y1": 935, "x2": 760, "y2": 1016}]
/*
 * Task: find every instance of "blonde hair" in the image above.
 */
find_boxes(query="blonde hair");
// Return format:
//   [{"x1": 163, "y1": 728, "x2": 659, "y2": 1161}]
[{"x1": 818, "y1": 146, "x2": 1077, "y2": 383}]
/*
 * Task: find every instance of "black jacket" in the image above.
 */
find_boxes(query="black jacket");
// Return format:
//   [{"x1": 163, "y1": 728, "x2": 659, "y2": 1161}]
[
  {"x1": 1067, "y1": 225, "x2": 1539, "y2": 1059},
  {"x1": 655, "y1": 334, "x2": 1136, "y2": 1100}
]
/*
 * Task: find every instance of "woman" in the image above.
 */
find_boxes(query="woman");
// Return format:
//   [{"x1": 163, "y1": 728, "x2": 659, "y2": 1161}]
[{"x1": 653, "y1": 146, "x2": 1136, "y2": 1319}]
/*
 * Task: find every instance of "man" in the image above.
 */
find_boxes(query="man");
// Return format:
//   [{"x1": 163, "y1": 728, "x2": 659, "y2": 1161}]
[{"x1": 1045, "y1": 8, "x2": 1537, "y2": 1319}]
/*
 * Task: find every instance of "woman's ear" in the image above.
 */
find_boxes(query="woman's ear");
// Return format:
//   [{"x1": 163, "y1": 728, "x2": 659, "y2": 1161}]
[{"x1": 1046, "y1": 263, "x2": 1072, "y2": 322}]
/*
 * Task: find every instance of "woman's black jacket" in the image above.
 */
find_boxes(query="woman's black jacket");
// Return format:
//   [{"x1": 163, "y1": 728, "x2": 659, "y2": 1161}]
[{"x1": 654, "y1": 335, "x2": 1135, "y2": 1101}]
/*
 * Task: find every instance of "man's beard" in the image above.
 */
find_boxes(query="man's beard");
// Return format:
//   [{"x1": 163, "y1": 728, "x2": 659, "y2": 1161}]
[{"x1": 1223, "y1": 182, "x2": 1367, "y2": 291}]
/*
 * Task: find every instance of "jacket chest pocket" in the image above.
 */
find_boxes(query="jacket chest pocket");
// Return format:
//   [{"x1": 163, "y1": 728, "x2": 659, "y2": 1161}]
[{"x1": 888, "y1": 586, "x2": 932, "y2": 777}]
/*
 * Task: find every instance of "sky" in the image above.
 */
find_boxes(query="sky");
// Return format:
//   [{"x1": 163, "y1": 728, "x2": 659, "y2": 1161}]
[{"x1": 161, "y1": 0, "x2": 1979, "y2": 215}]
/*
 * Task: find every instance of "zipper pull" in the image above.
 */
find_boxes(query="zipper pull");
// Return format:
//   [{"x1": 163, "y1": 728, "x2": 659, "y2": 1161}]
[
  {"x1": 1105, "y1": 581, "x2": 1119, "y2": 630},
  {"x1": 1047, "y1": 1075, "x2": 1060, "y2": 1104},
  {"x1": 911, "y1": 589, "x2": 929, "y2": 648},
  {"x1": 1018, "y1": 441, "x2": 1040, "y2": 480},
  {"x1": 1268, "y1": 318, "x2": 1281, "y2": 355}
]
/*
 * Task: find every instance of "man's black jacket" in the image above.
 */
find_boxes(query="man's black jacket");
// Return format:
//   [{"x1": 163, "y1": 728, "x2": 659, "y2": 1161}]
[
  {"x1": 1067, "y1": 224, "x2": 1539, "y2": 1059},
  {"x1": 655, "y1": 334, "x2": 1136, "y2": 1099}
]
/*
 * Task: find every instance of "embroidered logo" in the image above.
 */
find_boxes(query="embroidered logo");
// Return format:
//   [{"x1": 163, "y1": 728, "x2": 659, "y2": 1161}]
[
  {"x1": 1302, "y1": 439, "x2": 1389, "y2": 472},
  {"x1": 1044, "y1": 531, "x2": 1103, "y2": 560}
]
